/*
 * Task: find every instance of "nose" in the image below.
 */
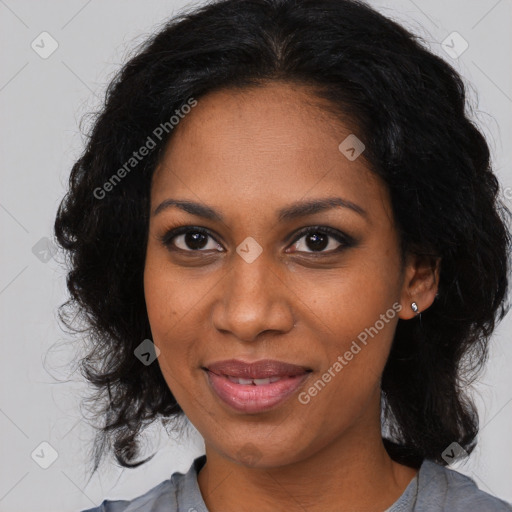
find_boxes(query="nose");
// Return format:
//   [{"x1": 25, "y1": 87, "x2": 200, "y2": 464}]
[{"x1": 211, "y1": 249, "x2": 295, "y2": 342}]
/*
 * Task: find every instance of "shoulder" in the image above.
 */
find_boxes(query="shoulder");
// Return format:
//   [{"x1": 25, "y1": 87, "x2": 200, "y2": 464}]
[
  {"x1": 79, "y1": 455, "x2": 206, "y2": 512},
  {"x1": 416, "y1": 459, "x2": 512, "y2": 512},
  {"x1": 79, "y1": 479, "x2": 175, "y2": 512}
]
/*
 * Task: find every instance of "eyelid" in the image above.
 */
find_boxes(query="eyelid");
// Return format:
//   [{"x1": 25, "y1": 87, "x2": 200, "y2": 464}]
[
  {"x1": 286, "y1": 225, "x2": 355, "y2": 248},
  {"x1": 158, "y1": 223, "x2": 356, "y2": 255},
  {"x1": 157, "y1": 225, "x2": 221, "y2": 249}
]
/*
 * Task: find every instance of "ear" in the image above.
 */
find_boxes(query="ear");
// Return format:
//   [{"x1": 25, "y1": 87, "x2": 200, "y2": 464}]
[{"x1": 398, "y1": 253, "x2": 441, "y2": 320}]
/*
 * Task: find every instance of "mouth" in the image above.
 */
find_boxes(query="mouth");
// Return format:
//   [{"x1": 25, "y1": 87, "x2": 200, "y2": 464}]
[{"x1": 202, "y1": 359, "x2": 313, "y2": 413}]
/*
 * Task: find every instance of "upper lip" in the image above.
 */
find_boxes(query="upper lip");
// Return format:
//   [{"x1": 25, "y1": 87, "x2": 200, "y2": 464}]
[{"x1": 204, "y1": 359, "x2": 311, "y2": 379}]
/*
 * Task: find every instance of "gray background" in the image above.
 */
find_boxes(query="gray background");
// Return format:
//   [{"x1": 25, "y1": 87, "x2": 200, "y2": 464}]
[{"x1": 0, "y1": 0, "x2": 511, "y2": 510}]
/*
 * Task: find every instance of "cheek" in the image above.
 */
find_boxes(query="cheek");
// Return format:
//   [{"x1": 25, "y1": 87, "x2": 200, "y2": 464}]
[
  {"x1": 311, "y1": 293, "x2": 397, "y2": 389},
  {"x1": 143, "y1": 258, "x2": 188, "y2": 375},
  {"x1": 296, "y1": 305, "x2": 398, "y2": 446},
  {"x1": 144, "y1": 284, "x2": 197, "y2": 412},
  {"x1": 292, "y1": 262, "x2": 400, "y2": 403},
  {"x1": 293, "y1": 254, "x2": 400, "y2": 339},
  {"x1": 143, "y1": 252, "x2": 198, "y2": 334},
  {"x1": 143, "y1": 253, "x2": 214, "y2": 398}
]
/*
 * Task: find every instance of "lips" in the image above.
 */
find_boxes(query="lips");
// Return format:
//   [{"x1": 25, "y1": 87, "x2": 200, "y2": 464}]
[
  {"x1": 204, "y1": 359, "x2": 311, "y2": 380},
  {"x1": 202, "y1": 359, "x2": 312, "y2": 413}
]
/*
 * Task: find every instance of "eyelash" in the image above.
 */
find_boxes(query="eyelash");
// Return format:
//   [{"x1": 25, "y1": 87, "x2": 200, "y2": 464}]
[{"x1": 157, "y1": 225, "x2": 356, "y2": 255}]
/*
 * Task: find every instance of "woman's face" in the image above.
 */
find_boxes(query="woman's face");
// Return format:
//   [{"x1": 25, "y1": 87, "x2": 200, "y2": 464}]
[{"x1": 144, "y1": 81, "x2": 421, "y2": 468}]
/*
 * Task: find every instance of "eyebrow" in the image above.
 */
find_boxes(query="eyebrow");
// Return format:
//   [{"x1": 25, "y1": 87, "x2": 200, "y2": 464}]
[{"x1": 152, "y1": 197, "x2": 367, "y2": 222}]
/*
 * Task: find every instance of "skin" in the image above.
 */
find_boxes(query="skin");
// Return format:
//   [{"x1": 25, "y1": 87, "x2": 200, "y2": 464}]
[{"x1": 144, "y1": 81, "x2": 440, "y2": 512}]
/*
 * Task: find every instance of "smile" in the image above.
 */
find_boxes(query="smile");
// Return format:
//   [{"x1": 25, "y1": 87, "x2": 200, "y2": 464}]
[{"x1": 203, "y1": 364, "x2": 312, "y2": 414}]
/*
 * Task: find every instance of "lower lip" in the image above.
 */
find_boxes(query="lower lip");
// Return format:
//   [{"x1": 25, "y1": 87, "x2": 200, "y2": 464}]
[{"x1": 205, "y1": 370, "x2": 310, "y2": 414}]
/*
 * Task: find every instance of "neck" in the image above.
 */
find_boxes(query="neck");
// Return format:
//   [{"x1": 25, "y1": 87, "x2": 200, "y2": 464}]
[{"x1": 197, "y1": 414, "x2": 419, "y2": 512}]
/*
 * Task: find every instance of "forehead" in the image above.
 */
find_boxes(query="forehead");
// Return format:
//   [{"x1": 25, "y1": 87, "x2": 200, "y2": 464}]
[{"x1": 150, "y1": 82, "x2": 389, "y2": 221}]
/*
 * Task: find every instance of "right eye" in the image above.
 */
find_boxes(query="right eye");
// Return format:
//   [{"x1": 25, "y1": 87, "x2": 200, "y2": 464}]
[{"x1": 158, "y1": 226, "x2": 224, "y2": 253}]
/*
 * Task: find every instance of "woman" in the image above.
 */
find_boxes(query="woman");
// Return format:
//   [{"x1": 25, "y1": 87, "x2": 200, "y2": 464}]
[{"x1": 54, "y1": 0, "x2": 512, "y2": 510}]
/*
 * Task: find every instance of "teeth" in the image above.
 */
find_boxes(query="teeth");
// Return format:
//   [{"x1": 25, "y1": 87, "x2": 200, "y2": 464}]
[
  {"x1": 226, "y1": 375, "x2": 284, "y2": 385},
  {"x1": 253, "y1": 378, "x2": 272, "y2": 385}
]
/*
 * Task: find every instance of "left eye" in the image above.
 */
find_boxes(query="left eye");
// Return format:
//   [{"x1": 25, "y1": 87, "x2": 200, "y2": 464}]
[{"x1": 288, "y1": 227, "x2": 352, "y2": 254}]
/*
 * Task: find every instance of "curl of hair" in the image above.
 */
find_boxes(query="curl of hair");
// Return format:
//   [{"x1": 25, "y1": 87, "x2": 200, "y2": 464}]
[{"x1": 54, "y1": 0, "x2": 511, "y2": 476}]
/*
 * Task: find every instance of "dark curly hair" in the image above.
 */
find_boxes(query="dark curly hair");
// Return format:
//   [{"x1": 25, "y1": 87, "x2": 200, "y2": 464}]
[{"x1": 54, "y1": 0, "x2": 511, "y2": 479}]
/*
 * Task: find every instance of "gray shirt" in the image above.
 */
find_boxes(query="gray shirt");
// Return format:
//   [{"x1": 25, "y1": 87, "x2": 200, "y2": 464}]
[{"x1": 81, "y1": 454, "x2": 512, "y2": 511}]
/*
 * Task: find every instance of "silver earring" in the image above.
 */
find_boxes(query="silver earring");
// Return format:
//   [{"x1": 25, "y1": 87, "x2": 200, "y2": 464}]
[{"x1": 411, "y1": 302, "x2": 419, "y2": 314}]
